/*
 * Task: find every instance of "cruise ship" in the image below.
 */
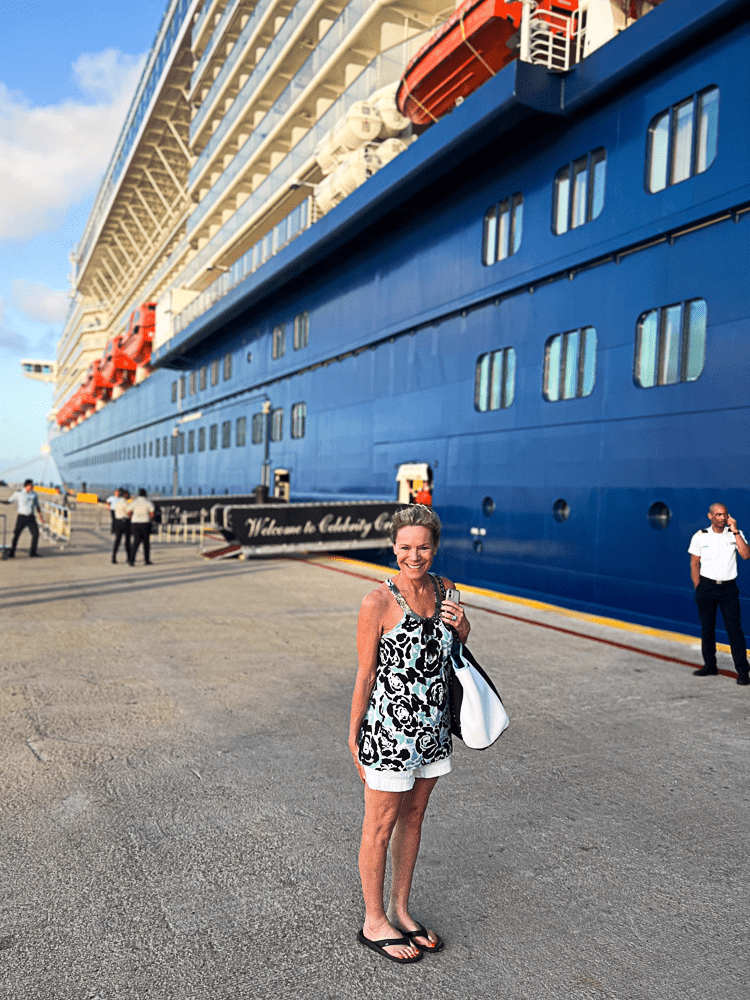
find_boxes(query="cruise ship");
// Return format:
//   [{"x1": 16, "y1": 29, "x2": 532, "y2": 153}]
[{"x1": 28, "y1": 0, "x2": 750, "y2": 639}]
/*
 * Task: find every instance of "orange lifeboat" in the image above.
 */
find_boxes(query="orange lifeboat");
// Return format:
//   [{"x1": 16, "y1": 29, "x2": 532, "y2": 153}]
[
  {"x1": 120, "y1": 302, "x2": 156, "y2": 368},
  {"x1": 57, "y1": 302, "x2": 156, "y2": 428},
  {"x1": 397, "y1": 0, "x2": 577, "y2": 126}
]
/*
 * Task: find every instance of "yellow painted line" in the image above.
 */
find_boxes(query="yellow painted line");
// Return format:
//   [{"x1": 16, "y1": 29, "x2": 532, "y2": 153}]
[{"x1": 321, "y1": 554, "x2": 739, "y2": 658}]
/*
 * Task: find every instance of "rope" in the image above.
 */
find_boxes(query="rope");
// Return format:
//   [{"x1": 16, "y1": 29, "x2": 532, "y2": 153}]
[
  {"x1": 459, "y1": 7, "x2": 498, "y2": 79},
  {"x1": 400, "y1": 77, "x2": 439, "y2": 124}
]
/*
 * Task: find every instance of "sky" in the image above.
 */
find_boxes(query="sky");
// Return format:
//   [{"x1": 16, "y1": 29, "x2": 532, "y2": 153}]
[{"x1": 0, "y1": 0, "x2": 168, "y2": 483}]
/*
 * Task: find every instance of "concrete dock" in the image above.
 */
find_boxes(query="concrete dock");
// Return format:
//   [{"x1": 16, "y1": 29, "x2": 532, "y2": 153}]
[{"x1": 0, "y1": 522, "x2": 748, "y2": 1000}]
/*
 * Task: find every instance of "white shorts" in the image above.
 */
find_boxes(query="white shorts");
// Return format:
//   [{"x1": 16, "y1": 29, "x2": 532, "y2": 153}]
[{"x1": 363, "y1": 756, "x2": 452, "y2": 792}]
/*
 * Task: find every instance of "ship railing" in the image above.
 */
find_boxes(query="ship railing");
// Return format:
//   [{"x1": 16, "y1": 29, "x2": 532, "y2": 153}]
[
  {"x1": 42, "y1": 502, "x2": 72, "y2": 547},
  {"x1": 172, "y1": 29, "x2": 429, "y2": 309},
  {"x1": 190, "y1": 0, "x2": 320, "y2": 151},
  {"x1": 526, "y1": 5, "x2": 579, "y2": 73},
  {"x1": 173, "y1": 196, "x2": 311, "y2": 336},
  {"x1": 190, "y1": 0, "x2": 244, "y2": 98},
  {"x1": 189, "y1": 0, "x2": 368, "y2": 225}
]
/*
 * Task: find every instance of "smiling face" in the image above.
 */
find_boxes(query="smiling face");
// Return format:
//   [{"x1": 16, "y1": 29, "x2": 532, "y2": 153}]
[{"x1": 393, "y1": 525, "x2": 436, "y2": 582}]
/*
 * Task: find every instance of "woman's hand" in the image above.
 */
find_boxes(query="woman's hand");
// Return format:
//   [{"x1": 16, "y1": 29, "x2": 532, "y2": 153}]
[{"x1": 441, "y1": 599, "x2": 470, "y2": 642}]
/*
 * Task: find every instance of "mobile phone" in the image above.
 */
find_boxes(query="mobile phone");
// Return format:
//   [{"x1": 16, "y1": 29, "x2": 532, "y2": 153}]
[{"x1": 445, "y1": 588, "x2": 460, "y2": 604}]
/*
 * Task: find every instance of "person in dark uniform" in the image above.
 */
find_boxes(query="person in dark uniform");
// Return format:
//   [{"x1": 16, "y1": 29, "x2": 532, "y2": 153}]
[
  {"x1": 688, "y1": 503, "x2": 749, "y2": 685},
  {"x1": 111, "y1": 489, "x2": 131, "y2": 564},
  {"x1": 2, "y1": 479, "x2": 45, "y2": 557}
]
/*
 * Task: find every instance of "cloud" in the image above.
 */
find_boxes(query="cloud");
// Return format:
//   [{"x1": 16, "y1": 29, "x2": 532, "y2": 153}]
[
  {"x1": 0, "y1": 299, "x2": 30, "y2": 354},
  {"x1": 0, "y1": 49, "x2": 145, "y2": 242},
  {"x1": 11, "y1": 279, "x2": 69, "y2": 324}
]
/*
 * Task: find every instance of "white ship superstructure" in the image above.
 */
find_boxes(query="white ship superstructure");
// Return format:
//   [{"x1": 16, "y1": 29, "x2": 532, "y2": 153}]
[{"x1": 51, "y1": 0, "x2": 451, "y2": 425}]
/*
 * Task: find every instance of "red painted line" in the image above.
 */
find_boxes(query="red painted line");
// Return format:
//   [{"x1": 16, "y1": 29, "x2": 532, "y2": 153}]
[{"x1": 303, "y1": 558, "x2": 738, "y2": 680}]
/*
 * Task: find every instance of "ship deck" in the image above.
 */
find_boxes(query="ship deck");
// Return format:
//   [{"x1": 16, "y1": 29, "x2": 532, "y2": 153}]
[{"x1": 1, "y1": 525, "x2": 747, "y2": 998}]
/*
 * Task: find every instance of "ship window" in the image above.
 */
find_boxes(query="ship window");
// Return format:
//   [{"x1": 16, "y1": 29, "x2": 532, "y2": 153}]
[
  {"x1": 210, "y1": 359, "x2": 219, "y2": 386},
  {"x1": 553, "y1": 149, "x2": 606, "y2": 234},
  {"x1": 199, "y1": 365, "x2": 207, "y2": 391},
  {"x1": 198, "y1": 427, "x2": 206, "y2": 452},
  {"x1": 137, "y1": 445, "x2": 141, "y2": 458},
  {"x1": 189, "y1": 371, "x2": 196, "y2": 395},
  {"x1": 223, "y1": 352, "x2": 232, "y2": 380},
  {"x1": 179, "y1": 376, "x2": 186, "y2": 399},
  {"x1": 236, "y1": 416, "x2": 246, "y2": 447},
  {"x1": 544, "y1": 327, "x2": 597, "y2": 401},
  {"x1": 252, "y1": 413, "x2": 265, "y2": 444},
  {"x1": 163, "y1": 436, "x2": 168, "y2": 456},
  {"x1": 647, "y1": 87, "x2": 719, "y2": 193},
  {"x1": 171, "y1": 381, "x2": 177, "y2": 403},
  {"x1": 271, "y1": 408, "x2": 283, "y2": 441},
  {"x1": 209, "y1": 424, "x2": 218, "y2": 450},
  {"x1": 272, "y1": 324, "x2": 286, "y2": 360},
  {"x1": 188, "y1": 429, "x2": 195, "y2": 453},
  {"x1": 291, "y1": 402, "x2": 306, "y2": 439},
  {"x1": 475, "y1": 348, "x2": 516, "y2": 411},
  {"x1": 149, "y1": 441, "x2": 153, "y2": 457},
  {"x1": 221, "y1": 420, "x2": 231, "y2": 448},
  {"x1": 634, "y1": 298, "x2": 707, "y2": 387},
  {"x1": 482, "y1": 194, "x2": 523, "y2": 265},
  {"x1": 293, "y1": 312, "x2": 309, "y2": 350},
  {"x1": 178, "y1": 432, "x2": 185, "y2": 455}
]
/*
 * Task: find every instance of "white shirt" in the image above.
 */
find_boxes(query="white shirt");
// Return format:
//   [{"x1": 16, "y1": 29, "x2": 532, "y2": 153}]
[
  {"x1": 105, "y1": 494, "x2": 117, "y2": 508},
  {"x1": 130, "y1": 497, "x2": 154, "y2": 524},
  {"x1": 113, "y1": 497, "x2": 130, "y2": 519},
  {"x1": 688, "y1": 527, "x2": 747, "y2": 581}
]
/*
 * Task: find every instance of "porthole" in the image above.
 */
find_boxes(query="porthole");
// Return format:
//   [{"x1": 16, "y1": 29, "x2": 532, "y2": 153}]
[
  {"x1": 482, "y1": 496, "x2": 496, "y2": 517},
  {"x1": 648, "y1": 501, "x2": 672, "y2": 530},
  {"x1": 553, "y1": 499, "x2": 570, "y2": 522}
]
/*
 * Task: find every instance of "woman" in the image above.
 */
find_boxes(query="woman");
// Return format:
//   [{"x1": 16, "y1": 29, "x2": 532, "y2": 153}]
[{"x1": 349, "y1": 505, "x2": 470, "y2": 964}]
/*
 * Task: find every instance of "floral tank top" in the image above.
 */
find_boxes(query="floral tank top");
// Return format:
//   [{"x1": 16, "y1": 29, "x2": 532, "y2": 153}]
[{"x1": 358, "y1": 574, "x2": 453, "y2": 771}]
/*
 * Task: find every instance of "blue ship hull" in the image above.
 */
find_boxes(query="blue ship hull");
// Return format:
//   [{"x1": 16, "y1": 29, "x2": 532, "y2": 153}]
[{"x1": 52, "y1": 0, "x2": 750, "y2": 642}]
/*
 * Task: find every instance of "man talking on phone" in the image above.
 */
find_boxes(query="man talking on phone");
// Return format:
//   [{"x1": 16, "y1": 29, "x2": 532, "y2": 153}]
[{"x1": 688, "y1": 503, "x2": 749, "y2": 685}]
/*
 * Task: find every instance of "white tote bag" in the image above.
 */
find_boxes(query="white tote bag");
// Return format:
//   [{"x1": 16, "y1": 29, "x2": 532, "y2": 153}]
[{"x1": 449, "y1": 640, "x2": 509, "y2": 750}]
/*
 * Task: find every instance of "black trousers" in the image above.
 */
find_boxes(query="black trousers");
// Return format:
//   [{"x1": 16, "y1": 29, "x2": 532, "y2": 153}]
[
  {"x1": 694, "y1": 577, "x2": 749, "y2": 674},
  {"x1": 130, "y1": 523, "x2": 151, "y2": 564},
  {"x1": 11, "y1": 514, "x2": 39, "y2": 555},
  {"x1": 112, "y1": 519, "x2": 131, "y2": 562}
]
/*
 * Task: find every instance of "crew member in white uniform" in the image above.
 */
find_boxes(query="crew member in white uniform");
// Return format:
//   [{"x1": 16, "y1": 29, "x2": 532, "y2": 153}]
[
  {"x1": 688, "y1": 503, "x2": 749, "y2": 685},
  {"x1": 2, "y1": 479, "x2": 45, "y2": 557},
  {"x1": 128, "y1": 489, "x2": 155, "y2": 566}
]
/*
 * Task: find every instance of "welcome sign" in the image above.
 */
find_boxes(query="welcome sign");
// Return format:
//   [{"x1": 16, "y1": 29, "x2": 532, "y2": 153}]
[{"x1": 224, "y1": 501, "x2": 405, "y2": 554}]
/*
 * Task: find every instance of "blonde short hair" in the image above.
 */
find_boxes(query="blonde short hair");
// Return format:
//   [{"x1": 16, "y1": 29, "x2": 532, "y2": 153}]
[{"x1": 390, "y1": 505, "x2": 441, "y2": 548}]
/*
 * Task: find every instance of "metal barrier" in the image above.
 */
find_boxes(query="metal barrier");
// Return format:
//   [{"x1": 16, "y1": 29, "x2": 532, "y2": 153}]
[
  {"x1": 42, "y1": 502, "x2": 72, "y2": 546},
  {"x1": 154, "y1": 512, "x2": 211, "y2": 547}
]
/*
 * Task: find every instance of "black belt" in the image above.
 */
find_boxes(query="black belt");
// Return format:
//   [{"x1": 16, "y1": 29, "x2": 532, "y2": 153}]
[{"x1": 700, "y1": 575, "x2": 734, "y2": 585}]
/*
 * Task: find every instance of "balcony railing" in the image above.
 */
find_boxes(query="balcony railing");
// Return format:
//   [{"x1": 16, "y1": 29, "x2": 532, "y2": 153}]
[
  {"x1": 173, "y1": 197, "x2": 310, "y2": 336},
  {"x1": 190, "y1": 0, "x2": 296, "y2": 144},
  {"x1": 168, "y1": 31, "x2": 428, "y2": 336},
  {"x1": 191, "y1": 0, "x2": 246, "y2": 97},
  {"x1": 188, "y1": 0, "x2": 377, "y2": 232}
]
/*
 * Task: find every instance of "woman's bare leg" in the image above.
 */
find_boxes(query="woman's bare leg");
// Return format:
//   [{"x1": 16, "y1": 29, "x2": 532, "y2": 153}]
[
  {"x1": 386, "y1": 776, "x2": 441, "y2": 948},
  {"x1": 359, "y1": 786, "x2": 420, "y2": 959}
]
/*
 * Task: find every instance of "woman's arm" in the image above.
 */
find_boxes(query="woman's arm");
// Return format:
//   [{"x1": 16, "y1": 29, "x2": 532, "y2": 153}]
[
  {"x1": 440, "y1": 577, "x2": 471, "y2": 643},
  {"x1": 349, "y1": 589, "x2": 385, "y2": 782}
]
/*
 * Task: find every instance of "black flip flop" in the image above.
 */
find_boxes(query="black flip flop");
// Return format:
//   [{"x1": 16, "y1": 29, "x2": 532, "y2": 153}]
[
  {"x1": 357, "y1": 929, "x2": 423, "y2": 964},
  {"x1": 398, "y1": 921, "x2": 444, "y2": 954}
]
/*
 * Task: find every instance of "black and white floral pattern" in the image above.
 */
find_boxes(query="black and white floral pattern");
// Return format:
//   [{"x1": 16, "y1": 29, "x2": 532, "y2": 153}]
[{"x1": 358, "y1": 575, "x2": 452, "y2": 772}]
